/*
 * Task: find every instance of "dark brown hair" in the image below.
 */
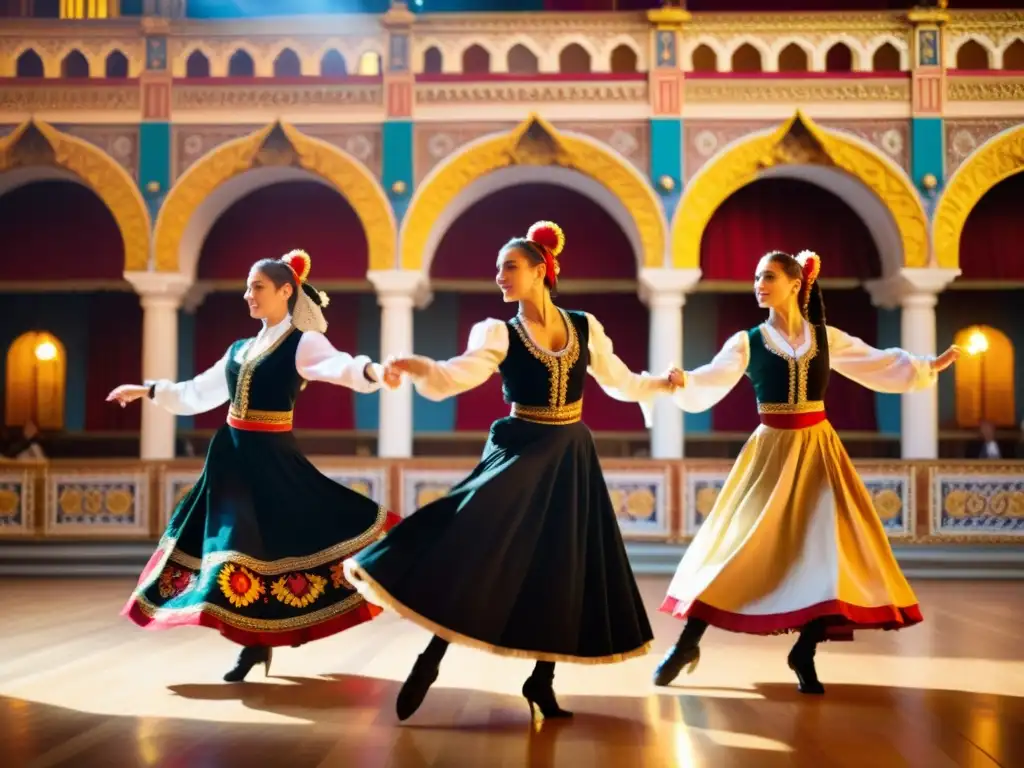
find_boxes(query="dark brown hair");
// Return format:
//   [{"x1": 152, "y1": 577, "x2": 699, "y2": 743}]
[
  {"x1": 764, "y1": 250, "x2": 825, "y2": 326},
  {"x1": 251, "y1": 258, "x2": 325, "y2": 313}
]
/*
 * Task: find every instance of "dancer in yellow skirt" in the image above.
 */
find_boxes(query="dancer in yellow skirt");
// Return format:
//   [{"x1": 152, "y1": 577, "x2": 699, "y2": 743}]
[{"x1": 654, "y1": 250, "x2": 960, "y2": 694}]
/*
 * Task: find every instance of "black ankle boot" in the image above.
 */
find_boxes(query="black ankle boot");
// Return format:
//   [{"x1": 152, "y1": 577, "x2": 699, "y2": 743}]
[
  {"x1": 653, "y1": 618, "x2": 706, "y2": 687},
  {"x1": 223, "y1": 646, "x2": 272, "y2": 683},
  {"x1": 787, "y1": 622, "x2": 826, "y2": 695},
  {"x1": 396, "y1": 636, "x2": 448, "y2": 721},
  {"x1": 522, "y1": 661, "x2": 572, "y2": 721}
]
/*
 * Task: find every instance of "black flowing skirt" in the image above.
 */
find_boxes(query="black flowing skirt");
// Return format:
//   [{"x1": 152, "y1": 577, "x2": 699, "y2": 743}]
[
  {"x1": 345, "y1": 417, "x2": 653, "y2": 664},
  {"x1": 124, "y1": 425, "x2": 399, "y2": 647}
]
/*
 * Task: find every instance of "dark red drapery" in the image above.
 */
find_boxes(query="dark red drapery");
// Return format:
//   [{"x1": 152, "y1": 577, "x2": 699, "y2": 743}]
[
  {"x1": 711, "y1": 290, "x2": 878, "y2": 432},
  {"x1": 700, "y1": 178, "x2": 881, "y2": 281},
  {"x1": 452, "y1": 292, "x2": 649, "y2": 432},
  {"x1": 0, "y1": 181, "x2": 124, "y2": 281},
  {"x1": 432, "y1": 183, "x2": 636, "y2": 281},
  {"x1": 958, "y1": 171, "x2": 1024, "y2": 281},
  {"x1": 85, "y1": 293, "x2": 142, "y2": 431},
  {"x1": 199, "y1": 181, "x2": 369, "y2": 281}
]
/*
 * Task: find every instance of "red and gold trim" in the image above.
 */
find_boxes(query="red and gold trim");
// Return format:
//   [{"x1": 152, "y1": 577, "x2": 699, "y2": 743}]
[
  {"x1": 511, "y1": 400, "x2": 582, "y2": 425},
  {"x1": 661, "y1": 596, "x2": 922, "y2": 640},
  {"x1": 227, "y1": 407, "x2": 293, "y2": 432},
  {"x1": 757, "y1": 400, "x2": 825, "y2": 429}
]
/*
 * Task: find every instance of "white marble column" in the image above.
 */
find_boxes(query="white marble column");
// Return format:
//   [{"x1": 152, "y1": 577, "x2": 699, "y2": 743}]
[
  {"x1": 125, "y1": 271, "x2": 192, "y2": 460},
  {"x1": 866, "y1": 267, "x2": 959, "y2": 459},
  {"x1": 638, "y1": 268, "x2": 703, "y2": 459},
  {"x1": 367, "y1": 270, "x2": 430, "y2": 458}
]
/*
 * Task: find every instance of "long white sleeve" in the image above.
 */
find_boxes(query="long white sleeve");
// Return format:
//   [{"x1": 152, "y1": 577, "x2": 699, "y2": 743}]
[
  {"x1": 146, "y1": 351, "x2": 231, "y2": 416},
  {"x1": 296, "y1": 331, "x2": 381, "y2": 394},
  {"x1": 586, "y1": 313, "x2": 668, "y2": 427},
  {"x1": 827, "y1": 325, "x2": 936, "y2": 394},
  {"x1": 673, "y1": 331, "x2": 750, "y2": 413},
  {"x1": 410, "y1": 318, "x2": 509, "y2": 402}
]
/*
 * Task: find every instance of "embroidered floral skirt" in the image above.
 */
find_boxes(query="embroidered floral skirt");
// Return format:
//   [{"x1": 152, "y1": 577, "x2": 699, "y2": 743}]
[
  {"x1": 661, "y1": 419, "x2": 921, "y2": 641},
  {"x1": 123, "y1": 426, "x2": 400, "y2": 647},
  {"x1": 344, "y1": 417, "x2": 653, "y2": 664}
]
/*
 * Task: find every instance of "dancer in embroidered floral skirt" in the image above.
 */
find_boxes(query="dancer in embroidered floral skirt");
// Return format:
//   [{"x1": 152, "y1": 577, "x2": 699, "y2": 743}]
[
  {"x1": 344, "y1": 222, "x2": 675, "y2": 722},
  {"x1": 108, "y1": 250, "x2": 401, "y2": 682},
  {"x1": 654, "y1": 250, "x2": 960, "y2": 694}
]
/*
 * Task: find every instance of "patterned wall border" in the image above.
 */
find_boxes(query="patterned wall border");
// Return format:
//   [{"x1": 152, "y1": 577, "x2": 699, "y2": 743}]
[
  {"x1": 928, "y1": 464, "x2": 1024, "y2": 543},
  {"x1": 0, "y1": 466, "x2": 36, "y2": 538},
  {"x1": 399, "y1": 467, "x2": 468, "y2": 518},
  {"x1": 605, "y1": 466, "x2": 672, "y2": 541},
  {"x1": 44, "y1": 467, "x2": 151, "y2": 538}
]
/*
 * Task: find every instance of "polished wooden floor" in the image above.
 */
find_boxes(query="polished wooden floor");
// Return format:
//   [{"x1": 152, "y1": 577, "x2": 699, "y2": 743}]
[{"x1": 0, "y1": 577, "x2": 1021, "y2": 768}]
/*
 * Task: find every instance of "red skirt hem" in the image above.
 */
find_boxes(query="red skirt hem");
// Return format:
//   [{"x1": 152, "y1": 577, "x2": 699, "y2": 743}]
[
  {"x1": 659, "y1": 596, "x2": 923, "y2": 640},
  {"x1": 121, "y1": 598, "x2": 384, "y2": 648}
]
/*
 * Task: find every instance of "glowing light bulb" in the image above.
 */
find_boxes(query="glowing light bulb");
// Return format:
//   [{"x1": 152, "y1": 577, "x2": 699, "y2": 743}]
[
  {"x1": 34, "y1": 341, "x2": 57, "y2": 361},
  {"x1": 966, "y1": 330, "x2": 989, "y2": 356}
]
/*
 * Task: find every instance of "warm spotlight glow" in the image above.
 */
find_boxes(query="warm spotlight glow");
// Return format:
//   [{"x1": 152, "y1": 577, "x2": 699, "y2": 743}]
[
  {"x1": 34, "y1": 341, "x2": 58, "y2": 362},
  {"x1": 966, "y1": 330, "x2": 989, "y2": 356}
]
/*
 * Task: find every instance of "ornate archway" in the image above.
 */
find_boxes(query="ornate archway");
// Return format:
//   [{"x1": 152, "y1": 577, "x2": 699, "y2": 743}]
[
  {"x1": 400, "y1": 114, "x2": 667, "y2": 271},
  {"x1": 0, "y1": 120, "x2": 151, "y2": 272},
  {"x1": 671, "y1": 111, "x2": 929, "y2": 271},
  {"x1": 933, "y1": 124, "x2": 1024, "y2": 271},
  {"x1": 153, "y1": 121, "x2": 395, "y2": 274}
]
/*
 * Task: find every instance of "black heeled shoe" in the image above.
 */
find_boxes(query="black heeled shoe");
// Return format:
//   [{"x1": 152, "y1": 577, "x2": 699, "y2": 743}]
[
  {"x1": 653, "y1": 644, "x2": 700, "y2": 687},
  {"x1": 223, "y1": 646, "x2": 272, "y2": 683},
  {"x1": 522, "y1": 676, "x2": 573, "y2": 721},
  {"x1": 396, "y1": 653, "x2": 440, "y2": 721},
  {"x1": 787, "y1": 645, "x2": 825, "y2": 695}
]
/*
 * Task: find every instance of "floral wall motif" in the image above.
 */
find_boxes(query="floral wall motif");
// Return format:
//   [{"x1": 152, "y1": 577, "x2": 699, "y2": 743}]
[
  {"x1": 945, "y1": 119, "x2": 1022, "y2": 177},
  {"x1": 929, "y1": 466, "x2": 1024, "y2": 542},
  {"x1": 297, "y1": 125, "x2": 383, "y2": 180},
  {"x1": 58, "y1": 124, "x2": 140, "y2": 178}
]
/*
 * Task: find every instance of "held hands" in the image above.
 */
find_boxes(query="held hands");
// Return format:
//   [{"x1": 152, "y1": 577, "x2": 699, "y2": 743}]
[
  {"x1": 384, "y1": 355, "x2": 432, "y2": 380},
  {"x1": 931, "y1": 345, "x2": 961, "y2": 374},
  {"x1": 666, "y1": 367, "x2": 685, "y2": 390},
  {"x1": 364, "y1": 362, "x2": 403, "y2": 390},
  {"x1": 106, "y1": 384, "x2": 149, "y2": 408}
]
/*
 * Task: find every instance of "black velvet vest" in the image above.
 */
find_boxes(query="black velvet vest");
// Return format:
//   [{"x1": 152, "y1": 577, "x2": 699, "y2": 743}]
[
  {"x1": 745, "y1": 323, "x2": 830, "y2": 412},
  {"x1": 226, "y1": 328, "x2": 304, "y2": 417},
  {"x1": 498, "y1": 309, "x2": 590, "y2": 417}
]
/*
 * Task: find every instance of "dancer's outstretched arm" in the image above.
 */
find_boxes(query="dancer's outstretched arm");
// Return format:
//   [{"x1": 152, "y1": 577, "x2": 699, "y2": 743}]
[
  {"x1": 107, "y1": 351, "x2": 231, "y2": 415},
  {"x1": 671, "y1": 331, "x2": 750, "y2": 414},
  {"x1": 827, "y1": 326, "x2": 959, "y2": 394},
  {"x1": 296, "y1": 331, "x2": 398, "y2": 393},
  {"x1": 388, "y1": 318, "x2": 508, "y2": 401}
]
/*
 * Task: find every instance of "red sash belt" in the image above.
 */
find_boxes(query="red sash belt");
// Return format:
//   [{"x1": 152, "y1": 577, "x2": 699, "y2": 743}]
[
  {"x1": 227, "y1": 407, "x2": 293, "y2": 432},
  {"x1": 758, "y1": 411, "x2": 827, "y2": 429}
]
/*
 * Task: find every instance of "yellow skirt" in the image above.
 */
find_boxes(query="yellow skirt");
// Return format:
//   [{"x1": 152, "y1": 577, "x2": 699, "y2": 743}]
[{"x1": 661, "y1": 419, "x2": 921, "y2": 640}]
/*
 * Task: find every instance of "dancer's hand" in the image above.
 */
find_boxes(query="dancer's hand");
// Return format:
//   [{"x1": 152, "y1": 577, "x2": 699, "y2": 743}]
[
  {"x1": 106, "y1": 384, "x2": 149, "y2": 408},
  {"x1": 932, "y1": 345, "x2": 961, "y2": 373},
  {"x1": 387, "y1": 356, "x2": 431, "y2": 379},
  {"x1": 381, "y1": 364, "x2": 402, "y2": 390},
  {"x1": 666, "y1": 367, "x2": 685, "y2": 390}
]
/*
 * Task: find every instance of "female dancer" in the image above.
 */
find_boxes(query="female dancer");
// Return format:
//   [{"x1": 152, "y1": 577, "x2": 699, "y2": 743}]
[
  {"x1": 108, "y1": 250, "x2": 401, "y2": 682},
  {"x1": 654, "y1": 250, "x2": 959, "y2": 694},
  {"x1": 344, "y1": 222, "x2": 675, "y2": 721}
]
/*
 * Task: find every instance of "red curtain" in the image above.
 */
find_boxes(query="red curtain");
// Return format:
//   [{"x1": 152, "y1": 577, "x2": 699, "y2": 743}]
[
  {"x1": 433, "y1": 183, "x2": 636, "y2": 281},
  {"x1": 199, "y1": 181, "x2": 369, "y2": 281},
  {"x1": 710, "y1": 290, "x2": 878, "y2": 432},
  {"x1": 452, "y1": 292, "x2": 649, "y2": 432},
  {"x1": 84, "y1": 293, "x2": 142, "y2": 431},
  {"x1": 700, "y1": 178, "x2": 881, "y2": 281},
  {"x1": 0, "y1": 181, "x2": 124, "y2": 281},
  {"x1": 959, "y1": 171, "x2": 1024, "y2": 281}
]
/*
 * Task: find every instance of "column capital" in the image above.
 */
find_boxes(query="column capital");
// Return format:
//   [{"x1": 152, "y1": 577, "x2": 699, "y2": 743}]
[
  {"x1": 125, "y1": 271, "x2": 192, "y2": 306},
  {"x1": 367, "y1": 269, "x2": 431, "y2": 309},
  {"x1": 637, "y1": 267, "x2": 702, "y2": 307},
  {"x1": 863, "y1": 267, "x2": 959, "y2": 310}
]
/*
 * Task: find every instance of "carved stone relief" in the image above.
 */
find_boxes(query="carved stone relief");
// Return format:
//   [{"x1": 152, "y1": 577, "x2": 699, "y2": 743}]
[
  {"x1": 57, "y1": 124, "x2": 140, "y2": 179},
  {"x1": 945, "y1": 119, "x2": 1021, "y2": 176}
]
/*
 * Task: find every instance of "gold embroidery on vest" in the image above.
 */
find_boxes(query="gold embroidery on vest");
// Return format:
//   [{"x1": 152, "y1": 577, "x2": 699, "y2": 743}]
[{"x1": 510, "y1": 309, "x2": 580, "y2": 407}]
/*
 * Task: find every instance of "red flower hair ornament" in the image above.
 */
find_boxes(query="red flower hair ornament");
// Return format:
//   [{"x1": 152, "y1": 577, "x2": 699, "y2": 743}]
[
  {"x1": 527, "y1": 221, "x2": 566, "y2": 287},
  {"x1": 795, "y1": 250, "x2": 820, "y2": 315}
]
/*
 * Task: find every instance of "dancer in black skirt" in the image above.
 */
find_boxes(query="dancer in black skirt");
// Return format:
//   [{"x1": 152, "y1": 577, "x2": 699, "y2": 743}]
[
  {"x1": 344, "y1": 222, "x2": 678, "y2": 721},
  {"x1": 108, "y1": 250, "x2": 401, "y2": 682}
]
